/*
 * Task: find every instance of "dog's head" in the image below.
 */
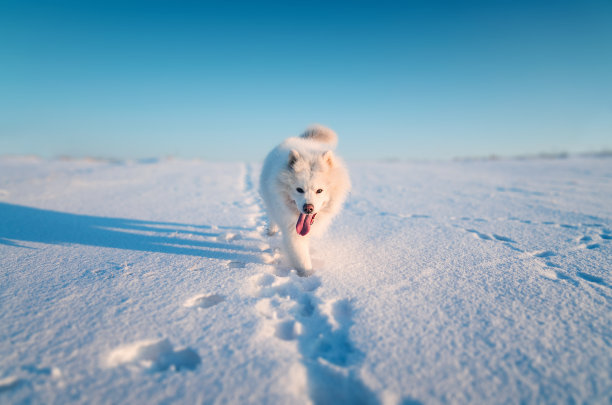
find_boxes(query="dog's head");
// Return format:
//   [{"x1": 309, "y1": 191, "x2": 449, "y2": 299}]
[{"x1": 286, "y1": 149, "x2": 336, "y2": 216}]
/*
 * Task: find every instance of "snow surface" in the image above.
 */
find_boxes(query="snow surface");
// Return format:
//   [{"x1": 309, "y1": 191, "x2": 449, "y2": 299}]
[{"x1": 0, "y1": 155, "x2": 611, "y2": 404}]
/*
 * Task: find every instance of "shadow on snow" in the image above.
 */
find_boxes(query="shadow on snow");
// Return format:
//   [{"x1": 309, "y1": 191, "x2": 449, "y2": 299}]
[{"x1": 0, "y1": 202, "x2": 263, "y2": 263}]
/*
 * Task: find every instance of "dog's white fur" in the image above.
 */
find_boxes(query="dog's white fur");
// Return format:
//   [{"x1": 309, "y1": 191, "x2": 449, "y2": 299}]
[{"x1": 259, "y1": 125, "x2": 350, "y2": 273}]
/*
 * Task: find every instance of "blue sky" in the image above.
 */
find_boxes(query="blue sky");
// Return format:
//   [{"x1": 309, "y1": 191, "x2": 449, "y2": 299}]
[{"x1": 1, "y1": 0, "x2": 611, "y2": 161}]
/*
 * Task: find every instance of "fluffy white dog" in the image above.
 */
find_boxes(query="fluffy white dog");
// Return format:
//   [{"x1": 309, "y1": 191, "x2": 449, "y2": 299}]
[{"x1": 259, "y1": 125, "x2": 351, "y2": 274}]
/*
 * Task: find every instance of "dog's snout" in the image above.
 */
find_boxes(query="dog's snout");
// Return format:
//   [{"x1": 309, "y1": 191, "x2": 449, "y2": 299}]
[{"x1": 303, "y1": 204, "x2": 314, "y2": 214}]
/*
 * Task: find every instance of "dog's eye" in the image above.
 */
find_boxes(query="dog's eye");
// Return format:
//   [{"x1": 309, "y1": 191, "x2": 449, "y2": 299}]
[
  {"x1": 296, "y1": 188, "x2": 304, "y2": 193},
  {"x1": 316, "y1": 189, "x2": 323, "y2": 194}
]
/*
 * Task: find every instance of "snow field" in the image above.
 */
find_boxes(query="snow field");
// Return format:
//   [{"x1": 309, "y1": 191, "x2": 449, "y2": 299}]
[
  {"x1": 0, "y1": 156, "x2": 611, "y2": 404},
  {"x1": 319, "y1": 159, "x2": 611, "y2": 404}
]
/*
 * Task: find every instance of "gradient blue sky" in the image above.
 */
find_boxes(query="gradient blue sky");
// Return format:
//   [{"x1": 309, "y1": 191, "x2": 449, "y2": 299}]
[{"x1": 1, "y1": 0, "x2": 611, "y2": 161}]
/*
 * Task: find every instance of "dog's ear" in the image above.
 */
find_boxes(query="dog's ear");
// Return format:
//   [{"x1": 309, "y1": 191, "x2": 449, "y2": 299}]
[
  {"x1": 322, "y1": 150, "x2": 334, "y2": 168},
  {"x1": 288, "y1": 149, "x2": 300, "y2": 169}
]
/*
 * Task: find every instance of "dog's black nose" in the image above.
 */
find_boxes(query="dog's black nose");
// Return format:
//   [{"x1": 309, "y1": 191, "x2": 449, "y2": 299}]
[{"x1": 303, "y1": 204, "x2": 314, "y2": 214}]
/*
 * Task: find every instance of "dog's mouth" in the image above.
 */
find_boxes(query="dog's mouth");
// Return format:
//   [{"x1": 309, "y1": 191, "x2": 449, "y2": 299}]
[{"x1": 296, "y1": 213, "x2": 316, "y2": 236}]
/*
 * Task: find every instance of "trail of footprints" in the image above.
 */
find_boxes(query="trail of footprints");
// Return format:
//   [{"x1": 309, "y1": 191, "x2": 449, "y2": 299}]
[
  {"x1": 455, "y1": 216, "x2": 611, "y2": 289},
  {"x1": 247, "y1": 268, "x2": 376, "y2": 403},
  {"x1": 238, "y1": 164, "x2": 373, "y2": 402},
  {"x1": 524, "y1": 219, "x2": 608, "y2": 288},
  {"x1": 99, "y1": 163, "x2": 370, "y2": 403},
  {"x1": 377, "y1": 206, "x2": 609, "y2": 291},
  {"x1": 7, "y1": 164, "x2": 608, "y2": 398}
]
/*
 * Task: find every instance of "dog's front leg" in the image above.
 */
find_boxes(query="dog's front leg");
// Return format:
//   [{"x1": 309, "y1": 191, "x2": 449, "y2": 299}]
[{"x1": 282, "y1": 232, "x2": 312, "y2": 274}]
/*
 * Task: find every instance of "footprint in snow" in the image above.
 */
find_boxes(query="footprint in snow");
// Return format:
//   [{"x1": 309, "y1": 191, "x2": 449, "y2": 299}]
[
  {"x1": 183, "y1": 294, "x2": 225, "y2": 309},
  {"x1": 576, "y1": 272, "x2": 608, "y2": 286},
  {"x1": 492, "y1": 234, "x2": 515, "y2": 243},
  {"x1": 0, "y1": 364, "x2": 64, "y2": 393},
  {"x1": 538, "y1": 268, "x2": 560, "y2": 281},
  {"x1": 464, "y1": 227, "x2": 516, "y2": 244},
  {"x1": 323, "y1": 298, "x2": 354, "y2": 331},
  {"x1": 0, "y1": 376, "x2": 22, "y2": 393},
  {"x1": 465, "y1": 229, "x2": 492, "y2": 241},
  {"x1": 537, "y1": 269, "x2": 580, "y2": 286},
  {"x1": 274, "y1": 319, "x2": 302, "y2": 341},
  {"x1": 531, "y1": 250, "x2": 556, "y2": 258},
  {"x1": 106, "y1": 339, "x2": 201, "y2": 372}
]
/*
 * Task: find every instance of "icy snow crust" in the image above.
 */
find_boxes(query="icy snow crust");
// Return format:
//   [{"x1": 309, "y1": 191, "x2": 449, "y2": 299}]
[{"x1": 0, "y1": 156, "x2": 610, "y2": 404}]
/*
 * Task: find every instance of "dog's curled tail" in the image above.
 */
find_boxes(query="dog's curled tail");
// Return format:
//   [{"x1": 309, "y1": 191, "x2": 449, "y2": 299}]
[{"x1": 300, "y1": 124, "x2": 338, "y2": 148}]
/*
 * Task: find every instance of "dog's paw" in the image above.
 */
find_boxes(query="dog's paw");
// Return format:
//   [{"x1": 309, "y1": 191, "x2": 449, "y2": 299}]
[{"x1": 296, "y1": 268, "x2": 315, "y2": 277}]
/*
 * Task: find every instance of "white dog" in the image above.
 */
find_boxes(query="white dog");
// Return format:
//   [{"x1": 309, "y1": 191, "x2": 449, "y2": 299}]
[{"x1": 259, "y1": 125, "x2": 351, "y2": 274}]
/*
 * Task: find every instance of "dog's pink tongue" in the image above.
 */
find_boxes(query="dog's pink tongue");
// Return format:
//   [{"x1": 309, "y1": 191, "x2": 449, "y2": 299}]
[{"x1": 296, "y1": 213, "x2": 315, "y2": 236}]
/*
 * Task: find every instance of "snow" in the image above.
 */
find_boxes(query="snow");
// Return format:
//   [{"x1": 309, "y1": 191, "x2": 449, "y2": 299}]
[{"x1": 0, "y1": 155, "x2": 611, "y2": 404}]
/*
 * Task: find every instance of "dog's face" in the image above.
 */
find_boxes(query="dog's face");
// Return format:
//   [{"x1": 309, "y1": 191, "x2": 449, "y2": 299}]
[{"x1": 287, "y1": 150, "x2": 335, "y2": 215}]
